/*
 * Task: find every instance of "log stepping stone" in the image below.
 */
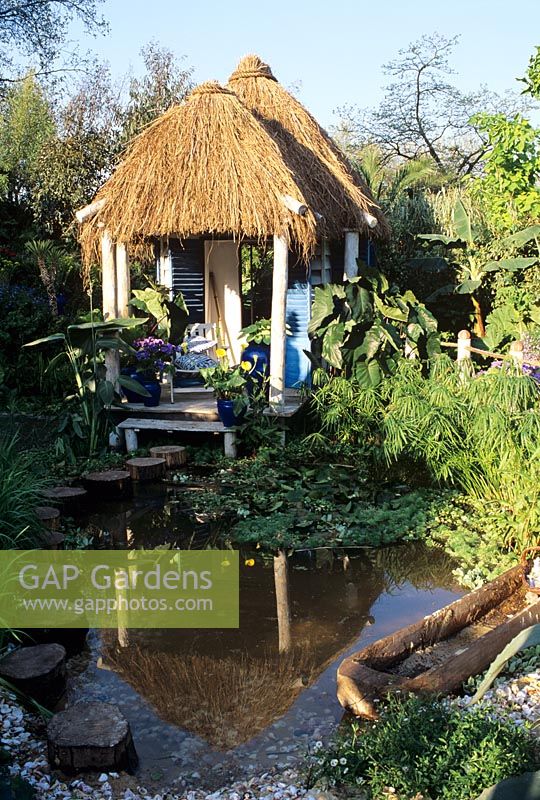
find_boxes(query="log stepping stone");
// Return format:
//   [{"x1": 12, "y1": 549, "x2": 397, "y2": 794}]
[
  {"x1": 125, "y1": 457, "x2": 166, "y2": 481},
  {"x1": 47, "y1": 701, "x2": 138, "y2": 774},
  {"x1": 0, "y1": 643, "x2": 66, "y2": 707},
  {"x1": 82, "y1": 470, "x2": 132, "y2": 499},
  {"x1": 35, "y1": 506, "x2": 60, "y2": 530},
  {"x1": 40, "y1": 530, "x2": 65, "y2": 550},
  {"x1": 43, "y1": 486, "x2": 88, "y2": 511},
  {"x1": 149, "y1": 445, "x2": 187, "y2": 469}
]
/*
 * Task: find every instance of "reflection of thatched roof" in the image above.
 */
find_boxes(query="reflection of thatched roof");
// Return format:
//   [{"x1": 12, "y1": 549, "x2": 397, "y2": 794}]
[
  {"x1": 228, "y1": 55, "x2": 389, "y2": 239},
  {"x1": 105, "y1": 645, "x2": 313, "y2": 749},
  {"x1": 80, "y1": 82, "x2": 317, "y2": 261}
]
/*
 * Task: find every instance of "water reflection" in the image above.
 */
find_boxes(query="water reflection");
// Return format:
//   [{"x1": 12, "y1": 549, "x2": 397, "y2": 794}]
[{"x1": 68, "y1": 488, "x2": 462, "y2": 781}]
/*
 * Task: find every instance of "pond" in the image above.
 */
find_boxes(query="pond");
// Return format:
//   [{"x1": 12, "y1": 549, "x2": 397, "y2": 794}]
[{"x1": 66, "y1": 485, "x2": 462, "y2": 789}]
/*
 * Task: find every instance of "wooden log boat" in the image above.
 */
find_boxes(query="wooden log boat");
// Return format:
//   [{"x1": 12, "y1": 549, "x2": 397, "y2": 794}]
[{"x1": 337, "y1": 564, "x2": 540, "y2": 719}]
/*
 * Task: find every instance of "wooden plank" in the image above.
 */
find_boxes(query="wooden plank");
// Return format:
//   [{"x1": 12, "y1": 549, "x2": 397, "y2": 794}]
[{"x1": 117, "y1": 418, "x2": 227, "y2": 434}]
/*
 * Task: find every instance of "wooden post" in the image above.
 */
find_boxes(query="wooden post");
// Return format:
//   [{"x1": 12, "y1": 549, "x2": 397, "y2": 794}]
[
  {"x1": 223, "y1": 430, "x2": 237, "y2": 459},
  {"x1": 101, "y1": 231, "x2": 120, "y2": 383},
  {"x1": 510, "y1": 340, "x2": 524, "y2": 365},
  {"x1": 269, "y1": 234, "x2": 288, "y2": 408},
  {"x1": 116, "y1": 243, "x2": 130, "y2": 318},
  {"x1": 457, "y1": 330, "x2": 471, "y2": 363},
  {"x1": 274, "y1": 549, "x2": 291, "y2": 653},
  {"x1": 344, "y1": 230, "x2": 360, "y2": 280}
]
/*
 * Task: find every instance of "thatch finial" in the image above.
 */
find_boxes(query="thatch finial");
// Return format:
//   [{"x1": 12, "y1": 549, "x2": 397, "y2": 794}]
[
  {"x1": 189, "y1": 81, "x2": 234, "y2": 97},
  {"x1": 229, "y1": 55, "x2": 277, "y2": 82}
]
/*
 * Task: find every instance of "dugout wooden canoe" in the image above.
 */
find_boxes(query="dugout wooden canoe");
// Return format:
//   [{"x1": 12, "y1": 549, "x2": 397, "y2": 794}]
[{"x1": 337, "y1": 564, "x2": 540, "y2": 719}]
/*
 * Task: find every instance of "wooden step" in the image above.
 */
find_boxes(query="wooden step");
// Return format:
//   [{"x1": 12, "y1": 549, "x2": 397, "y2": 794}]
[{"x1": 117, "y1": 417, "x2": 237, "y2": 458}]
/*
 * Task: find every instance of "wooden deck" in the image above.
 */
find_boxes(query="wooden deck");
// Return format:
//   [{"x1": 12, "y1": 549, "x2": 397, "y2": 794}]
[{"x1": 112, "y1": 385, "x2": 305, "y2": 423}]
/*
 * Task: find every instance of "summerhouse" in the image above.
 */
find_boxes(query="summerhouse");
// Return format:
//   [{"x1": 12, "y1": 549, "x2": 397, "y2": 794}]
[{"x1": 77, "y1": 56, "x2": 387, "y2": 407}]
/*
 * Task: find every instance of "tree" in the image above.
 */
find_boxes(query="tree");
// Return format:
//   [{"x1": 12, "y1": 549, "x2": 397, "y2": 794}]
[
  {"x1": 337, "y1": 33, "x2": 527, "y2": 178},
  {"x1": 0, "y1": 73, "x2": 55, "y2": 203},
  {"x1": 0, "y1": 0, "x2": 106, "y2": 81},
  {"x1": 470, "y1": 46, "x2": 540, "y2": 232},
  {"x1": 120, "y1": 42, "x2": 193, "y2": 146}
]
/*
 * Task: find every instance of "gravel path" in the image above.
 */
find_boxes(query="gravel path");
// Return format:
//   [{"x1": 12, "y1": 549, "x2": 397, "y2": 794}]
[{"x1": 2, "y1": 661, "x2": 539, "y2": 800}]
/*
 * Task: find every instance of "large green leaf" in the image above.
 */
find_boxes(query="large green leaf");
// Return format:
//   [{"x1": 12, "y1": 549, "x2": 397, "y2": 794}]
[
  {"x1": 453, "y1": 198, "x2": 474, "y2": 244},
  {"x1": 309, "y1": 284, "x2": 344, "y2": 335},
  {"x1": 23, "y1": 333, "x2": 66, "y2": 348},
  {"x1": 414, "y1": 305, "x2": 439, "y2": 335},
  {"x1": 354, "y1": 359, "x2": 382, "y2": 388},
  {"x1": 417, "y1": 233, "x2": 466, "y2": 247},
  {"x1": 483, "y1": 257, "x2": 537, "y2": 273},
  {"x1": 456, "y1": 279, "x2": 482, "y2": 294},
  {"x1": 117, "y1": 375, "x2": 151, "y2": 397},
  {"x1": 500, "y1": 224, "x2": 540, "y2": 249},
  {"x1": 97, "y1": 380, "x2": 115, "y2": 407},
  {"x1": 345, "y1": 283, "x2": 373, "y2": 323},
  {"x1": 374, "y1": 295, "x2": 409, "y2": 322},
  {"x1": 471, "y1": 624, "x2": 540, "y2": 703},
  {"x1": 321, "y1": 321, "x2": 345, "y2": 369}
]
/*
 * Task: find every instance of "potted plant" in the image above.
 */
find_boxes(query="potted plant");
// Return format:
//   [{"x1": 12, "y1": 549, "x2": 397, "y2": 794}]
[
  {"x1": 239, "y1": 319, "x2": 272, "y2": 396},
  {"x1": 239, "y1": 319, "x2": 292, "y2": 396},
  {"x1": 131, "y1": 337, "x2": 177, "y2": 407},
  {"x1": 199, "y1": 348, "x2": 252, "y2": 426}
]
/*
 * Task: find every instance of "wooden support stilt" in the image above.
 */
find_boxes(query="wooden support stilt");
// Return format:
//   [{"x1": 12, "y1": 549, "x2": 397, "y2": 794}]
[
  {"x1": 457, "y1": 329, "x2": 472, "y2": 363},
  {"x1": 344, "y1": 230, "x2": 360, "y2": 280},
  {"x1": 116, "y1": 243, "x2": 130, "y2": 318},
  {"x1": 269, "y1": 234, "x2": 288, "y2": 408},
  {"x1": 101, "y1": 231, "x2": 120, "y2": 383},
  {"x1": 274, "y1": 549, "x2": 291, "y2": 653},
  {"x1": 510, "y1": 340, "x2": 524, "y2": 365}
]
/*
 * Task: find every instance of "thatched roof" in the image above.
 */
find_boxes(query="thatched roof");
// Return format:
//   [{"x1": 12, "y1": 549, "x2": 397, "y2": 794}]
[
  {"x1": 80, "y1": 81, "x2": 318, "y2": 262},
  {"x1": 228, "y1": 55, "x2": 389, "y2": 239}
]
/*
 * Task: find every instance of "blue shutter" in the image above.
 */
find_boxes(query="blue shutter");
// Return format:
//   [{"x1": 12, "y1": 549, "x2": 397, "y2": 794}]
[
  {"x1": 285, "y1": 262, "x2": 312, "y2": 389},
  {"x1": 170, "y1": 239, "x2": 205, "y2": 322}
]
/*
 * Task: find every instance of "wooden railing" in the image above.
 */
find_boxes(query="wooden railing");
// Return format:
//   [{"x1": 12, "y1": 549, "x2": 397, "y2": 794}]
[{"x1": 441, "y1": 330, "x2": 540, "y2": 368}]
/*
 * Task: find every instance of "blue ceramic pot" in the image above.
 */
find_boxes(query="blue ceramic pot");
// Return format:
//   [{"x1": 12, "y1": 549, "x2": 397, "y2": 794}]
[
  {"x1": 242, "y1": 342, "x2": 270, "y2": 397},
  {"x1": 142, "y1": 378, "x2": 162, "y2": 407},
  {"x1": 120, "y1": 368, "x2": 145, "y2": 404},
  {"x1": 217, "y1": 398, "x2": 244, "y2": 427}
]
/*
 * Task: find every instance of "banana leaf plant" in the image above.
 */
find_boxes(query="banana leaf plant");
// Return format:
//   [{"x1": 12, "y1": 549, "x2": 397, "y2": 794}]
[
  {"x1": 130, "y1": 279, "x2": 189, "y2": 342},
  {"x1": 24, "y1": 317, "x2": 148, "y2": 459},
  {"x1": 418, "y1": 199, "x2": 540, "y2": 337},
  {"x1": 308, "y1": 266, "x2": 440, "y2": 388}
]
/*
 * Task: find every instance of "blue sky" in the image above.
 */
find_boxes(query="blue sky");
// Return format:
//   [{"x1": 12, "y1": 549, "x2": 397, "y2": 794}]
[{"x1": 69, "y1": 0, "x2": 539, "y2": 127}]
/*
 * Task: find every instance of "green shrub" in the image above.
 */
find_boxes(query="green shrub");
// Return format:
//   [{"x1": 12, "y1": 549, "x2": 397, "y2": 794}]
[
  {"x1": 0, "y1": 434, "x2": 49, "y2": 547},
  {"x1": 311, "y1": 694, "x2": 538, "y2": 800}
]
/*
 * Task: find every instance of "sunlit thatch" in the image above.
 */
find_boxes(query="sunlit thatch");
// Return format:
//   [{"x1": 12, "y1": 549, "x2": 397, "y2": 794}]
[
  {"x1": 228, "y1": 55, "x2": 389, "y2": 239},
  {"x1": 80, "y1": 82, "x2": 318, "y2": 263}
]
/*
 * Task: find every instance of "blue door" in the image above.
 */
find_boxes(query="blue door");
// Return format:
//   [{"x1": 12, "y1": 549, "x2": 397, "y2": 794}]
[{"x1": 285, "y1": 264, "x2": 312, "y2": 389}]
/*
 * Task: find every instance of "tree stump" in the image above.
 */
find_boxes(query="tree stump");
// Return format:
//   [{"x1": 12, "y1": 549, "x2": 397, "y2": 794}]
[
  {"x1": 0, "y1": 644, "x2": 66, "y2": 707},
  {"x1": 43, "y1": 486, "x2": 88, "y2": 512},
  {"x1": 47, "y1": 702, "x2": 138, "y2": 774},
  {"x1": 82, "y1": 470, "x2": 132, "y2": 499},
  {"x1": 35, "y1": 506, "x2": 60, "y2": 531},
  {"x1": 40, "y1": 530, "x2": 65, "y2": 550},
  {"x1": 149, "y1": 445, "x2": 187, "y2": 469},
  {"x1": 125, "y1": 457, "x2": 166, "y2": 482}
]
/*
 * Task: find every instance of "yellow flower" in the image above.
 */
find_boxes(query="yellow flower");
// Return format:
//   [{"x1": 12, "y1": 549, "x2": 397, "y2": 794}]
[
  {"x1": 216, "y1": 347, "x2": 226, "y2": 359},
  {"x1": 181, "y1": 342, "x2": 188, "y2": 353},
  {"x1": 244, "y1": 558, "x2": 255, "y2": 567},
  {"x1": 240, "y1": 361, "x2": 252, "y2": 372}
]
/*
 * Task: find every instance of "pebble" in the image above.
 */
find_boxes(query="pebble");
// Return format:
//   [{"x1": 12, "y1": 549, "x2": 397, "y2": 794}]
[{"x1": 6, "y1": 661, "x2": 539, "y2": 800}]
